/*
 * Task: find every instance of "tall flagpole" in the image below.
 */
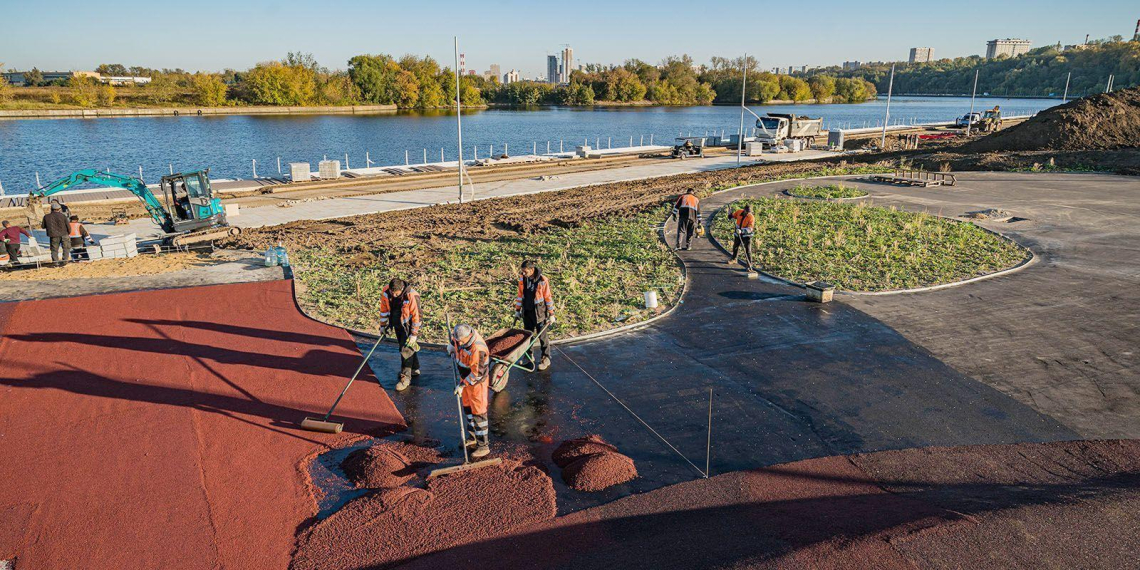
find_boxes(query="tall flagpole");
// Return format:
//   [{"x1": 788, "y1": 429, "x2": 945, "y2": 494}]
[
  {"x1": 454, "y1": 37, "x2": 465, "y2": 203},
  {"x1": 966, "y1": 69, "x2": 978, "y2": 136},
  {"x1": 879, "y1": 63, "x2": 895, "y2": 148},
  {"x1": 736, "y1": 54, "x2": 748, "y2": 165}
]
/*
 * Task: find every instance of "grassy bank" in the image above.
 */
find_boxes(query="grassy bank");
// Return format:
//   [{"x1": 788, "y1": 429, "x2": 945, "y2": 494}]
[
  {"x1": 295, "y1": 207, "x2": 681, "y2": 343},
  {"x1": 787, "y1": 183, "x2": 869, "y2": 199},
  {"x1": 714, "y1": 198, "x2": 1027, "y2": 291}
]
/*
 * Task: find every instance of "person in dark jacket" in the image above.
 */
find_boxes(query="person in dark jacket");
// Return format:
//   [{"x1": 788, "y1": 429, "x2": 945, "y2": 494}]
[
  {"x1": 1, "y1": 220, "x2": 33, "y2": 264},
  {"x1": 513, "y1": 260, "x2": 555, "y2": 371},
  {"x1": 50, "y1": 199, "x2": 71, "y2": 219},
  {"x1": 42, "y1": 202, "x2": 71, "y2": 263}
]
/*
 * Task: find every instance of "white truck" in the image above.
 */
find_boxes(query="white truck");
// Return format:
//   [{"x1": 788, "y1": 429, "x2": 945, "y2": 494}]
[{"x1": 754, "y1": 113, "x2": 824, "y2": 149}]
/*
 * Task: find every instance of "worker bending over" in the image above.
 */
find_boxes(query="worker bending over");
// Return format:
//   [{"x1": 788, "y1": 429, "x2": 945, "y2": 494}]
[
  {"x1": 515, "y1": 260, "x2": 555, "y2": 371},
  {"x1": 672, "y1": 189, "x2": 701, "y2": 250},
  {"x1": 449, "y1": 324, "x2": 492, "y2": 458},
  {"x1": 728, "y1": 205, "x2": 756, "y2": 269},
  {"x1": 379, "y1": 278, "x2": 422, "y2": 391}
]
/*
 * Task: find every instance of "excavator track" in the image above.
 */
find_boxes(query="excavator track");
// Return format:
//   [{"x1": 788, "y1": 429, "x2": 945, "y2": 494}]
[{"x1": 170, "y1": 226, "x2": 241, "y2": 247}]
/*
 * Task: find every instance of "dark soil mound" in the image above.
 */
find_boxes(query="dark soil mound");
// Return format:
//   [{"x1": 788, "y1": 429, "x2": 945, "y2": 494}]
[
  {"x1": 340, "y1": 441, "x2": 442, "y2": 489},
  {"x1": 966, "y1": 87, "x2": 1140, "y2": 152},
  {"x1": 551, "y1": 435, "x2": 619, "y2": 468}
]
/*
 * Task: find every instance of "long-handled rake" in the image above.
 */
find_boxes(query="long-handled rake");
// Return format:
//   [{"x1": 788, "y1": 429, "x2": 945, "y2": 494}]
[
  {"x1": 301, "y1": 329, "x2": 389, "y2": 434},
  {"x1": 429, "y1": 315, "x2": 502, "y2": 478}
]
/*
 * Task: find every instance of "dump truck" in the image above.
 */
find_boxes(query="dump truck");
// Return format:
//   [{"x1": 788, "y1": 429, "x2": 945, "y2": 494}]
[{"x1": 754, "y1": 113, "x2": 823, "y2": 148}]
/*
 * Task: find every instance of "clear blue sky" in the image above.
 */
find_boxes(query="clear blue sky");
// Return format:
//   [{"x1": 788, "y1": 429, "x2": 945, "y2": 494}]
[{"x1": 2, "y1": 0, "x2": 1135, "y2": 76}]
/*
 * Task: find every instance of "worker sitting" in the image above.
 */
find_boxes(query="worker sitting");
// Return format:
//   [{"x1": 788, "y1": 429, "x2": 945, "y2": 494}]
[
  {"x1": 448, "y1": 324, "x2": 492, "y2": 458},
  {"x1": 727, "y1": 205, "x2": 756, "y2": 270},
  {"x1": 379, "y1": 278, "x2": 422, "y2": 391},
  {"x1": 514, "y1": 260, "x2": 555, "y2": 371},
  {"x1": 672, "y1": 189, "x2": 701, "y2": 250},
  {"x1": 68, "y1": 216, "x2": 94, "y2": 261}
]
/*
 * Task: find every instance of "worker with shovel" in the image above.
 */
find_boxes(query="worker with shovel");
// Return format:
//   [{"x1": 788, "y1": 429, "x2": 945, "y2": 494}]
[
  {"x1": 672, "y1": 188, "x2": 702, "y2": 250},
  {"x1": 448, "y1": 323, "x2": 492, "y2": 458},
  {"x1": 515, "y1": 260, "x2": 555, "y2": 371},
  {"x1": 379, "y1": 278, "x2": 422, "y2": 391},
  {"x1": 727, "y1": 204, "x2": 756, "y2": 270}
]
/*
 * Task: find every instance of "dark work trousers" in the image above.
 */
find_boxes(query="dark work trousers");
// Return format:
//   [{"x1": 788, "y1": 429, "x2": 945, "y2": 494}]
[
  {"x1": 675, "y1": 209, "x2": 696, "y2": 249},
  {"x1": 463, "y1": 405, "x2": 490, "y2": 447},
  {"x1": 522, "y1": 309, "x2": 550, "y2": 365},
  {"x1": 394, "y1": 324, "x2": 420, "y2": 378},
  {"x1": 4, "y1": 242, "x2": 20, "y2": 263},
  {"x1": 49, "y1": 236, "x2": 70, "y2": 262},
  {"x1": 732, "y1": 233, "x2": 753, "y2": 267}
]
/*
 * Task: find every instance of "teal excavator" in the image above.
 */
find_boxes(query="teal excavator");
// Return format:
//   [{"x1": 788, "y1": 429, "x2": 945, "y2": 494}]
[{"x1": 26, "y1": 168, "x2": 240, "y2": 246}]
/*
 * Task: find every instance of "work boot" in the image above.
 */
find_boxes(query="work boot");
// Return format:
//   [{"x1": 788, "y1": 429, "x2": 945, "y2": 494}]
[
  {"x1": 472, "y1": 444, "x2": 491, "y2": 459},
  {"x1": 538, "y1": 355, "x2": 551, "y2": 371},
  {"x1": 395, "y1": 373, "x2": 411, "y2": 392},
  {"x1": 465, "y1": 435, "x2": 478, "y2": 448},
  {"x1": 726, "y1": 257, "x2": 736, "y2": 265}
]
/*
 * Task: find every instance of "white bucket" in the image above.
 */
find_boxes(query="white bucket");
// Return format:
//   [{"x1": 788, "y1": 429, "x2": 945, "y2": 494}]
[{"x1": 644, "y1": 291, "x2": 658, "y2": 309}]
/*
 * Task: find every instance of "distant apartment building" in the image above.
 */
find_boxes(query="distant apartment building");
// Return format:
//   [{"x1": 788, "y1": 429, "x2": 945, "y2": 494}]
[
  {"x1": 503, "y1": 69, "x2": 520, "y2": 84},
  {"x1": 986, "y1": 38, "x2": 1031, "y2": 59},
  {"x1": 561, "y1": 46, "x2": 574, "y2": 83},
  {"x1": 909, "y1": 47, "x2": 934, "y2": 63},
  {"x1": 547, "y1": 55, "x2": 560, "y2": 84},
  {"x1": 1, "y1": 70, "x2": 112, "y2": 86},
  {"x1": 842, "y1": 61, "x2": 862, "y2": 70},
  {"x1": 483, "y1": 64, "x2": 501, "y2": 82}
]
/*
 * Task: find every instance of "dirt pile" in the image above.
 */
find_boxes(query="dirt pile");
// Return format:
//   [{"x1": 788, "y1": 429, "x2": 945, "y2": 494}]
[
  {"x1": 0, "y1": 251, "x2": 216, "y2": 281},
  {"x1": 553, "y1": 435, "x2": 637, "y2": 492},
  {"x1": 341, "y1": 441, "x2": 442, "y2": 489},
  {"x1": 293, "y1": 453, "x2": 556, "y2": 570},
  {"x1": 965, "y1": 87, "x2": 1140, "y2": 152},
  {"x1": 221, "y1": 160, "x2": 857, "y2": 254}
]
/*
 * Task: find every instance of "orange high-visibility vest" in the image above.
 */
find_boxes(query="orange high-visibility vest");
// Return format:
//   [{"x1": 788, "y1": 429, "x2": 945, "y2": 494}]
[
  {"x1": 515, "y1": 274, "x2": 554, "y2": 315},
  {"x1": 452, "y1": 330, "x2": 489, "y2": 386},
  {"x1": 379, "y1": 286, "x2": 422, "y2": 336},
  {"x1": 676, "y1": 194, "x2": 699, "y2": 210},
  {"x1": 731, "y1": 210, "x2": 755, "y2": 235},
  {"x1": 68, "y1": 222, "x2": 82, "y2": 238}
]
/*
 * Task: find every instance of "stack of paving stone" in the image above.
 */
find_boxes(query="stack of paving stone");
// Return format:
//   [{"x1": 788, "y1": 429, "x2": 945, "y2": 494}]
[{"x1": 88, "y1": 233, "x2": 138, "y2": 261}]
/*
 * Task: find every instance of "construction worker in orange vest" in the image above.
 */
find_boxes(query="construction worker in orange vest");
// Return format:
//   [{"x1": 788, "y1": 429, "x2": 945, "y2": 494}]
[
  {"x1": 379, "y1": 278, "x2": 422, "y2": 391},
  {"x1": 514, "y1": 260, "x2": 555, "y2": 371},
  {"x1": 448, "y1": 323, "x2": 492, "y2": 458},
  {"x1": 727, "y1": 204, "x2": 756, "y2": 269},
  {"x1": 672, "y1": 189, "x2": 701, "y2": 250},
  {"x1": 67, "y1": 215, "x2": 94, "y2": 261}
]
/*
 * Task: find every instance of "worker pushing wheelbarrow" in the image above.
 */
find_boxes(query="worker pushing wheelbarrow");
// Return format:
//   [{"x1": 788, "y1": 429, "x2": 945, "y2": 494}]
[{"x1": 486, "y1": 259, "x2": 558, "y2": 392}]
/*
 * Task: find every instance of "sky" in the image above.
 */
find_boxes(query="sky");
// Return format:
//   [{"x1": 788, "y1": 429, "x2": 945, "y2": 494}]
[{"x1": 1, "y1": 0, "x2": 1136, "y2": 77}]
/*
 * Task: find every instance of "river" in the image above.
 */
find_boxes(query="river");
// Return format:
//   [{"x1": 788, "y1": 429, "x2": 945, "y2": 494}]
[{"x1": 0, "y1": 96, "x2": 1057, "y2": 192}]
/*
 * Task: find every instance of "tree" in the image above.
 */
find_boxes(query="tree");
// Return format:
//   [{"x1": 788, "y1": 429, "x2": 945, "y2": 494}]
[
  {"x1": 146, "y1": 73, "x2": 178, "y2": 104},
  {"x1": 23, "y1": 68, "x2": 43, "y2": 87},
  {"x1": 190, "y1": 73, "x2": 229, "y2": 106},
  {"x1": 0, "y1": 63, "x2": 11, "y2": 104},
  {"x1": 96, "y1": 63, "x2": 129, "y2": 76},
  {"x1": 348, "y1": 54, "x2": 401, "y2": 104},
  {"x1": 808, "y1": 75, "x2": 836, "y2": 101},
  {"x1": 98, "y1": 84, "x2": 116, "y2": 106},
  {"x1": 69, "y1": 75, "x2": 98, "y2": 107},
  {"x1": 317, "y1": 73, "x2": 358, "y2": 105},
  {"x1": 242, "y1": 61, "x2": 316, "y2": 106}
]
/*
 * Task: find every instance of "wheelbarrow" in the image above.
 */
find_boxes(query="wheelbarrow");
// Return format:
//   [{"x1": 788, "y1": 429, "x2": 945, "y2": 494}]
[{"x1": 486, "y1": 320, "x2": 553, "y2": 393}]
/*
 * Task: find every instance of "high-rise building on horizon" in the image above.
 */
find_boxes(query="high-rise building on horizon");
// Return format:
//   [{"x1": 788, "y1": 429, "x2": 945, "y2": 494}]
[
  {"x1": 484, "y1": 63, "x2": 501, "y2": 82},
  {"x1": 909, "y1": 47, "x2": 934, "y2": 63},
  {"x1": 842, "y1": 61, "x2": 862, "y2": 70},
  {"x1": 985, "y1": 39, "x2": 1031, "y2": 59},
  {"x1": 561, "y1": 46, "x2": 574, "y2": 83},
  {"x1": 503, "y1": 69, "x2": 520, "y2": 84},
  {"x1": 546, "y1": 55, "x2": 559, "y2": 84}
]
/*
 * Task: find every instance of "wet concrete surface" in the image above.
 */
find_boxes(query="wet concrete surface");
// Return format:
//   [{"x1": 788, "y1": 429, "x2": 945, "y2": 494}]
[{"x1": 340, "y1": 174, "x2": 1079, "y2": 514}]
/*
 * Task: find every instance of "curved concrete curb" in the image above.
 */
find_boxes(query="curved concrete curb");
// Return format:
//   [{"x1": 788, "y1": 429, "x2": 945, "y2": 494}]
[
  {"x1": 707, "y1": 176, "x2": 1038, "y2": 296},
  {"x1": 781, "y1": 188, "x2": 870, "y2": 201}
]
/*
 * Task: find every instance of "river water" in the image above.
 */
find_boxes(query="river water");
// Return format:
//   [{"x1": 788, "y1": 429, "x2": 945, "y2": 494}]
[{"x1": 0, "y1": 96, "x2": 1057, "y2": 192}]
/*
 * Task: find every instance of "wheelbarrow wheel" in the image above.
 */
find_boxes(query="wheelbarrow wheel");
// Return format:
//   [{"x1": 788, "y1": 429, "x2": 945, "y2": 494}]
[{"x1": 491, "y1": 363, "x2": 510, "y2": 393}]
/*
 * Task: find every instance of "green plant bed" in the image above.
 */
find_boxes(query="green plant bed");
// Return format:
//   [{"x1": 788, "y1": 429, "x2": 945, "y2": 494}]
[
  {"x1": 787, "y1": 183, "x2": 868, "y2": 199},
  {"x1": 714, "y1": 198, "x2": 1027, "y2": 291},
  {"x1": 294, "y1": 207, "x2": 682, "y2": 343}
]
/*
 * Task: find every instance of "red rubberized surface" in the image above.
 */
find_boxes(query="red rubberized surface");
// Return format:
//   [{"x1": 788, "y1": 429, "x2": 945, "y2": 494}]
[{"x1": 0, "y1": 280, "x2": 404, "y2": 569}]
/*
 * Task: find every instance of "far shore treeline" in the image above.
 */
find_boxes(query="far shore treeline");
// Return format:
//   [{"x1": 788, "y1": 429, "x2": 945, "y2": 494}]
[{"x1": 1, "y1": 37, "x2": 1133, "y2": 110}]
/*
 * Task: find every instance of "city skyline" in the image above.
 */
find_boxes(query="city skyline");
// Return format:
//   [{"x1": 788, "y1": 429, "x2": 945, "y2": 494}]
[{"x1": 1, "y1": 0, "x2": 1135, "y2": 77}]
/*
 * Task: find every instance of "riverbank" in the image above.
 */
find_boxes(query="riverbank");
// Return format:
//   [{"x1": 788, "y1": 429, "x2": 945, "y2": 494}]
[{"x1": 0, "y1": 103, "x2": 405, "y2": 119}]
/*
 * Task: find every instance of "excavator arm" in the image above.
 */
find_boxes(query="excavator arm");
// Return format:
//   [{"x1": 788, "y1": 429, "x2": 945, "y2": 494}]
[{"x1": 29, "y1": 169, "x2": 175, "y2": 233}]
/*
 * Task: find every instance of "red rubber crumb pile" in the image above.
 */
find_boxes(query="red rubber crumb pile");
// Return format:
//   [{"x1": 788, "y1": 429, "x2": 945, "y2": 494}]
[
  {"x1": 487, "y1": 329, "x2": 530, "y2": 357},
  {"x1": 341, "y1": 441, "x2": 443, "y2": 489},
  {"x1": 553, "y1": 435, "x2": 638, "y2": 492},
  {"x1": 292, "y1": 450, "x2": 556, "y2": 570}
]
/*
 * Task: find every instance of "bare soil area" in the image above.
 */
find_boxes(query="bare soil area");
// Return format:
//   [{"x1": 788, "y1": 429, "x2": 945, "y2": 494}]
[{"x1": 0, "y1": 251, "x2": 219, "y2": 281}]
